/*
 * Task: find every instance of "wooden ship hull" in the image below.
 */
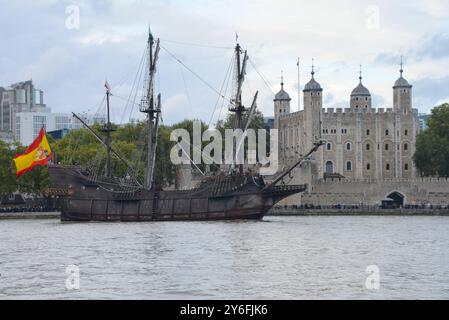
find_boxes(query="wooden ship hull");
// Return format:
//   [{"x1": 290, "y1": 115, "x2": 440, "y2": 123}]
[{"x1": 47, "y1": 165, "x2": 307, "y2": 222}]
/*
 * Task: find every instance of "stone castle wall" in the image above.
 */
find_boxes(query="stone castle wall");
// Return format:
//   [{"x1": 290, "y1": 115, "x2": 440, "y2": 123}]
[{"x1": 278, "y1": 178, "x2": 449, "y2": 206}]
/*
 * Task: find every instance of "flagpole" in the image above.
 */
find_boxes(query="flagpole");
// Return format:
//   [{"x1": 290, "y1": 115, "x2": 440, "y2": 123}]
[{"x1": 297, "y1": 57, "x2": 300, "y2": 110}]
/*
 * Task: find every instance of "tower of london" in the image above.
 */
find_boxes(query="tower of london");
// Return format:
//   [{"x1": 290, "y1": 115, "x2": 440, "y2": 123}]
[{"x1": 274, "y1": 63, "x2": 419, "y2": 183}]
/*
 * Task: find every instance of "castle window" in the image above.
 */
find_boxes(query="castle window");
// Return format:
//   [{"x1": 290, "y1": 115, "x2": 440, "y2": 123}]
[
  {"x1": 367, "y1": 163, "x2": 371, "y2": 170},
  {"x1": 325, "y1": 161, "x2": 334, "y2": 175},
  {"x1": 404, "y1": 143, "x2": 408, "y2": 151},
  {"x1": 346, "y1": 142, "x2": 351, "y2": 151},
  {"x1": 365, "y1": 105, "x2": 368, "y2": 108},
  {"x1": 178, "y1": 149, "x2": 183, "y2": 157},
  {"x1": 365, "y1": 97, "x2": 368, "y2": 101},
  {"x1": 341, "y1": 128, "x2": 347, "y2": 134},
  {"x1": 405, "y1": 163, "x2": 409, "y2": 171},
  {"x1": 385, "y1": 143, "x2": 389, "y2": 151},
  {"x1": 366, "y1": 143, "x2": 371, "y2": 151},
  {"x1": 356, "y1": 97, "x2": 359, "y2": 101},
  {"x1": 356, "y1": 105, "x2": 359, "y2": 108},
  {"x1": 405, "y1": 129, "x2": 408, "y2": 136},
  {"x1": 346, "y1": 161, "x2": 352, "y2": 171},
  {"x1": 386, "y1": 163, "x2": 390, "y2": 171},
  {"x1": 326, "y1": 143, "x2": 332, "y2": 151},
  {"x1": 366, "y1": 129, "x2": 370, "y2": 136},
  {"x1": 385, "y1": 129, "x2": 389, "y2": 136}
]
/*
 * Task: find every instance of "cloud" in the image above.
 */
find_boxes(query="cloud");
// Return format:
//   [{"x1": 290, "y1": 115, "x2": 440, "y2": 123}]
[
  {"x1": 324, "y1": 93, "x2": 335, "y2": 105},
  {"x1": 374, "y1": 52, "x2": 402, "y2": 66},
  {"x1": 77, "y1": 31, "x2": 127, "y2": 46},
  {"x1": 0, "y1": 0, "x2": 448, "y2": 126},
  {"x1": 415, "y1": 33, "x2": 449, "y2": 60},
  {"x1": 413, "y1": 76, "x2": 449, "y2": 112},
  {"x1": 372, "y1": 93, "x2": 388, "y2": 107},
  {"x1": 375, "y1": 32, "x2": 449, "y2": 66}
]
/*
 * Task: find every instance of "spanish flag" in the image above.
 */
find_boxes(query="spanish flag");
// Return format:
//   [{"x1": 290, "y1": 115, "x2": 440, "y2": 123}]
[{"x1": 13, "y1": 128, "x2": 52, "y2": 177}]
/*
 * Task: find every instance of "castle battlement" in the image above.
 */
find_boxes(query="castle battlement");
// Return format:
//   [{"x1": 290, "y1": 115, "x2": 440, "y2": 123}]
[
  {"x1": 321, "y1": 106, "x2": 419, "y2": 117},
  {"x1": 316, "y1": 178, "x2": 449, "y2": 184},
  {"x1": 279, "y1": 110, "x2": 302, "y2": 120}
]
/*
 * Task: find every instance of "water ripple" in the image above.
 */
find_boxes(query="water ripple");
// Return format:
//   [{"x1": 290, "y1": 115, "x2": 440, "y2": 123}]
[{"x1": 0, "y1": 216, "x2": 449, "y2": 299}]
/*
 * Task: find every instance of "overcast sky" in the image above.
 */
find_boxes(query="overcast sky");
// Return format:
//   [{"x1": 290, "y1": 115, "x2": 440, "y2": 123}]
[{"x1": 0, "y1": 0, "x2": 448, "y2": 125}]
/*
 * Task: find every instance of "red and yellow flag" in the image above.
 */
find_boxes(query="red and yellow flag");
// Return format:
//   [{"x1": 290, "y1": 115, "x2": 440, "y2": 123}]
[{"x1": 13, "y1": 128, "x2": 52, "y2": 177}]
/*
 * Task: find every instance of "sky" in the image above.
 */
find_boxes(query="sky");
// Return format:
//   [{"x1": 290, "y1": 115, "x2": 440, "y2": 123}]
[{"x1": 0, "y1": 0, "x2": 448, "y2": 125}]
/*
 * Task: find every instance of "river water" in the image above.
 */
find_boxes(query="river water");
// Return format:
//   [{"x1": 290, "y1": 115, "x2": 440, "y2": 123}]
[{"x1": 0, "y1": 216, "x2": 448, "y2": 299}]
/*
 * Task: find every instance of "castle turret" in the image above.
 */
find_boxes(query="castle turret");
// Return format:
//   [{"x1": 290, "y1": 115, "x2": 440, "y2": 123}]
[
  {"x1": 273, "y1": 76, "x2": 291, "y2": 130},
  {"x1": 303, "y1": 64, "x2": 322, "y2": 147},
  {"x1": 393, "y1": 57, "x2": 412, "y2": 113},
  {"x1": 350, "y1": 66, "x2": 372, "y2": 109},
  {"x1": 303, "y1": 63, "x2": 324, "y2": 180}
]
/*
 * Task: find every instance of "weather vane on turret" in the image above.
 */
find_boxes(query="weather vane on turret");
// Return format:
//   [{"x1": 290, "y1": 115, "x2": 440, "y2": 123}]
[
  {"x1": 311, "y1": 58, "x2": 315, "y2": 77},
  {"x1": 359, "y1": 64, "x2": 362, "y2": 83},
  {"x1": 400, "y1": 55, "x2": 404, "y2": 77},
  {"x1": 281, "y1": 70, "x2": 284, "y2": 89}
]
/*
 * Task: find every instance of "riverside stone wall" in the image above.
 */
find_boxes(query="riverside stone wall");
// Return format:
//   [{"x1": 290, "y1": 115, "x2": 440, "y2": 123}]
[{"x1": 279, "y1": 178, "x2": 449, "y2": 206}]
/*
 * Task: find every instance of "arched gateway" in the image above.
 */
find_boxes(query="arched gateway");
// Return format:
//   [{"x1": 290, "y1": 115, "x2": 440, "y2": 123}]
[{"x1": 386, "y1": 191, "x2": 405, "y2": 208}]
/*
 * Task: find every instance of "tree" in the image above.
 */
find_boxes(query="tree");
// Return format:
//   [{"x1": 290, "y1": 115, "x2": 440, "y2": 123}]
[
  {"x1": 216, "y1": 110, "x2": 266, "y2": 132},
  {"x1": 51, "y1": 119, "x2": 210, "y2": 187},
  {"x1": 216, "y1": 110, "x2": 270, "y2": 165},
  {"x1": 47, "y1": 109, "x2": 269, "y2": 188},
  {"x1": 0, "y1": 141, "x2": 18, "y2": 196},
  {"x1": 414, "y1": 103, "x2": 449, "y2": 177},
  {"x1": 0, "y1": 140, "x2": 50, "y2": 198}
]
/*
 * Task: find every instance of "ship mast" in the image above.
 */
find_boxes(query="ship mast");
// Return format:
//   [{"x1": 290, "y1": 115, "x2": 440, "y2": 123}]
[
  {"x1": 101, "y1": 82, "x2": 115, "y2": 177},
  {"x1": 229, "y1": 42, "x2": 248, "y2": 175},
  {"x1": 141, "y1": 27, "x2": 161, "y2": 190}
]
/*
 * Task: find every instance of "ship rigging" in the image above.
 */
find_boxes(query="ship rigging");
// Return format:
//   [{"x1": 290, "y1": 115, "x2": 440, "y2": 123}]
[{"x1": 46, "y1": 28, "x2": 322, "y2": 222}]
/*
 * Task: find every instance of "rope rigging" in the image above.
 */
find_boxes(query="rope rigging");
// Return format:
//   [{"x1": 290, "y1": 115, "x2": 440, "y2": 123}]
[
  {"x1": 160, "y1": 38, "x2": 234, "y2": 50},
  {"x1": 179, "y1": 64, "x2": 194, "y2": 112},
  {"x1": 208, "y1": 53, "x2": 235, "y2": 128},
  {"x1": 248, "y1": 58, "x2": 276, "y2": 95},
  {"x1": 118, "y1": 44, "x2": 148, "y2": 124},
  {"x1": 160, "y1": 44, "x2": 235, "y2": 107}
]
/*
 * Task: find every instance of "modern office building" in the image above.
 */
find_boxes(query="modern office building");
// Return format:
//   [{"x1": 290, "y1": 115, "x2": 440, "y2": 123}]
[
  {"x1": 14, "y1": 112, "x2": 106, "y2": 145},
  {"x1": 1, "y1": 80, "x2": 106, "y2": 145},
  {"x1": 418, "y1": 113, "x2": 430, "y2": 130},
  {"x1": 0, "y1": 80, "x2": 50, "y2": 139}
]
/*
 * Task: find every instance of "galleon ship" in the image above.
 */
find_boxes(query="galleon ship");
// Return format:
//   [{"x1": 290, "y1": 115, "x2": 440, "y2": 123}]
[{"x1": 46, "y1": 30, "x2": 322, "y2": 222}]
